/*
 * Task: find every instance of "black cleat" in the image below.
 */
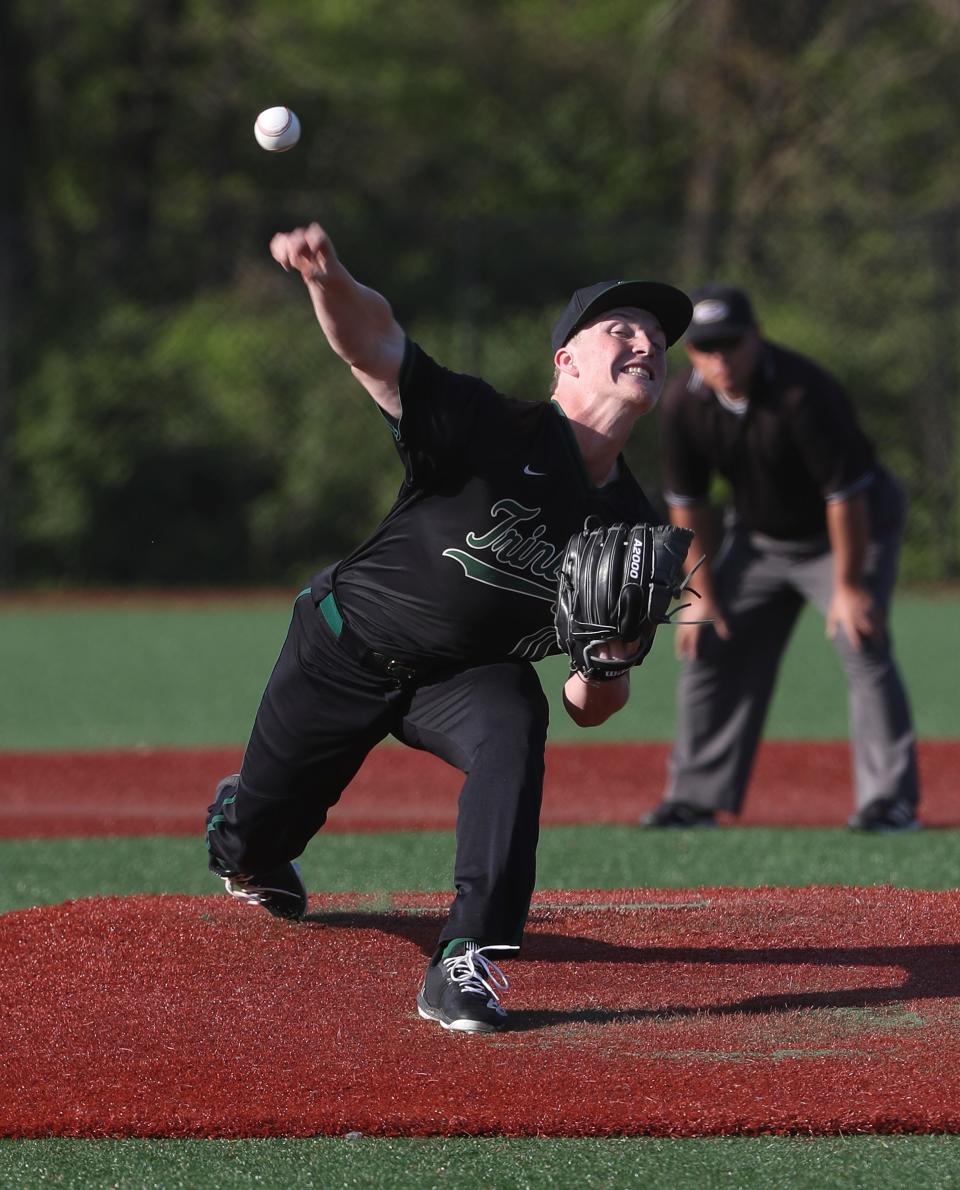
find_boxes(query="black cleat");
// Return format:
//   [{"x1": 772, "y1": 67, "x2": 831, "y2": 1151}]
[
  {"x1": 847, "y1": 799, "x2": 920, "y2": 833},
  {"x1": 217, "y1": 862, "x2": 308, "y2": 920},
  {"x1": 640, "y1": 801, "x2": 717, "y2": 828},
  {"x1": 417, "y1": 942, "x2": 514, "y2": 1033},
  {"x1": 206, "y1": 773, "x2": 309, "y2": 920}
]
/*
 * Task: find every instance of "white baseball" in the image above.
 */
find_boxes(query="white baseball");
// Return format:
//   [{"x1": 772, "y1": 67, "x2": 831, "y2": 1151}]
[{"x1": 254, "y1": 106, "x2": 301, "y2": 152}]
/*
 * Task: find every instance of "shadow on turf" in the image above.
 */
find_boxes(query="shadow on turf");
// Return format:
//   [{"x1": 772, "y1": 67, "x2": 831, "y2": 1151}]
[{"x1": 303, "y1": 909, "x2": 960, "y2": 1029}]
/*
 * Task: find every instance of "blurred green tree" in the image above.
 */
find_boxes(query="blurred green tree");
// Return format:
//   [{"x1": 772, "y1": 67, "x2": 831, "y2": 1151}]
[{"x1": 5, "y1": 0, "x2": 958, "y2": 584}]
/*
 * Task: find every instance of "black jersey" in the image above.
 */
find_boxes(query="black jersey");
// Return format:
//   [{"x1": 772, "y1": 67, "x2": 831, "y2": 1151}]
[
  {"x1": 661, "y1": 342, "x2": 876, "y2": 540},
  {"x1": 320, "y1": 341, "x2": 657, "y2": 667}
]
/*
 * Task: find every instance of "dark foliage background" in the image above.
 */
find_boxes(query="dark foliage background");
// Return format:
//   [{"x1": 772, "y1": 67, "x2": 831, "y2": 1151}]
[{"x1": 2, "y1": 0, "x2": 957, "y2": 586}]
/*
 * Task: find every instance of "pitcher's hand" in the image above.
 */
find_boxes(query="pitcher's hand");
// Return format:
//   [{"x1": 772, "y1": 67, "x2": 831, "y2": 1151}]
[{"x1": 270, "y1": 222, "x2": 338, "y2": 285}]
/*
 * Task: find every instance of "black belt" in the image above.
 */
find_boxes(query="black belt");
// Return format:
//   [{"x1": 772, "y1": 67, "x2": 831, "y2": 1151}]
[{"x1": 317, "y1": 591, "x2": 420, "y2": 686}]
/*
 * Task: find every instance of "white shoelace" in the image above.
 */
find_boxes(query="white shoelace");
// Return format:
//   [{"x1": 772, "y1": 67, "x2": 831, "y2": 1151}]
[
  {"x1": 223, "y1": 875, "x2": 296, "y2": 907},
  {"x1": 443, "y1": 944, "x2": 515, "y2": 1005}
]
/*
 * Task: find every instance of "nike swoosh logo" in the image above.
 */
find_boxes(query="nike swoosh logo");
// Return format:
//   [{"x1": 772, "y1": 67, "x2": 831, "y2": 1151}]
[{"x1": 523, "y1": 465, "x2": 547, "y2": 477}]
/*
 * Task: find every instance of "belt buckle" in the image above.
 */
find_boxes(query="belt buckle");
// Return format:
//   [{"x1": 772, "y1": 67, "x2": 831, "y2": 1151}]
[{"x1": 376, "y1": 653, "x2": 417, "y2": 686}]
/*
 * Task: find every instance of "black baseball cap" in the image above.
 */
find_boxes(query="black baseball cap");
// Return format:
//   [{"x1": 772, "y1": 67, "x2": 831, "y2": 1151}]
[
  {"x1": 685, "y1": 284, "x2": 756, "y2": 347},
  {"x1": 551, "y1": 280, "x2": 693, "y2": 352}
]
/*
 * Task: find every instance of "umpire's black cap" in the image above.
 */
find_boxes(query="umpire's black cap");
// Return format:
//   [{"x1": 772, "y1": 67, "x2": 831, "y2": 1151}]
[
  {"x1": 551, "y1": 280, "x2": 693, "y2": 352},
  {"x1": 685, "y1": 284, "x2": 756, "y2": 346}
]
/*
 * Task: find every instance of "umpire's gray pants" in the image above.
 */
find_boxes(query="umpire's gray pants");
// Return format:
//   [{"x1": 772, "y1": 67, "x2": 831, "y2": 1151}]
[{"x1": 665, "y1": 488, "x2": 919, "y2": 815}]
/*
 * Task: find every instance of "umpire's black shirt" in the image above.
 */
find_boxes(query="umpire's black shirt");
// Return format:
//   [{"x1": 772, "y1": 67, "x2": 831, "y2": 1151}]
[
  {"x1": 320, "y1": 341, "x2": 656, "y2": 668},
  {"x1": 660, "y1": 341, "x2": 876, "y2": 540}
]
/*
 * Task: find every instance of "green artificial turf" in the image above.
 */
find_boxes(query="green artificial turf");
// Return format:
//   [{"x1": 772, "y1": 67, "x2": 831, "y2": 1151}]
[
  {"x1": 1, "y1": 602, "x2": 287, "y2": 750},
  {"x1": 2, "y1": 593, "x2": 956, "y2": 749},
  {"x1": 2, "y1": 825, "x2": 957, "y2": 915},
  {"x1": 3, "y1": 591, "x2": 959, "y2": 1184},
  {"x1": 5, "y1": 1136, "x2": 960, "y2": 1189}
]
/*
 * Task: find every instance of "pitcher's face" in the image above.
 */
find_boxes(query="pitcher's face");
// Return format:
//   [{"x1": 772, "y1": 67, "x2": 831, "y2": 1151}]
[{"x1": 560, "y1": 307, "x2": 668, "y2": 412}]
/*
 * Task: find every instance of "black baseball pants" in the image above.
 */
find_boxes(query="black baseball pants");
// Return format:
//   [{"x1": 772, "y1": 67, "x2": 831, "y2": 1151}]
[{"x1": 206, "y1": 591, "x2": 549, "y2": 949}]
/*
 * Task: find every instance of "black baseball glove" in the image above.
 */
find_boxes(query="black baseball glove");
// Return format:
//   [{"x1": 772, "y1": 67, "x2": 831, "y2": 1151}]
[{"x1": 555, "y1": 517, "x2": 698, "y2": 681}]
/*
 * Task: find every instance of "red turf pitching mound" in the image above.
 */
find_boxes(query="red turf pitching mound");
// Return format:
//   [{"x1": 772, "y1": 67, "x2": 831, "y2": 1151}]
[{"x1": 4, "y1": 887, "x2": 960, "y2": 1137}]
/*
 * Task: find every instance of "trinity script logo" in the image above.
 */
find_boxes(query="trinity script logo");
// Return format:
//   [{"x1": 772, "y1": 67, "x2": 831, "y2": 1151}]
[
  {"x1": 441, "y1": 498, "x2": 562, "y2": 602},
  {"x1": 441, "y1": 499, "x2": 569, "y2": 659}
]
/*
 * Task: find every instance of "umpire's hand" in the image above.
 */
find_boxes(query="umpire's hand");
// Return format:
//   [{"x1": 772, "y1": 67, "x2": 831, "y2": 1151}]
[
  {"x1": 826, "y1": 583, "x2": 885, "y2": 651},
  {"x1": 675, "y1": 597, "x2": 731, "y2": 660}
]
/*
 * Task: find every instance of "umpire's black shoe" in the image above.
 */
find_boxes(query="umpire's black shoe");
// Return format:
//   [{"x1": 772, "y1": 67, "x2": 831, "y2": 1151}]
[
  {"x1": 640, "y1": 801, "x2": 717, "y2": 828},
  {"x1": 847, "y1": 799, "x2": 920, "y2": 833},
  {"x1": 417, "y1": 942, "x2": 514, "y2": 1033},
  {"x1": 215, "y1": 861, "x2": 308, "y2": 920}
]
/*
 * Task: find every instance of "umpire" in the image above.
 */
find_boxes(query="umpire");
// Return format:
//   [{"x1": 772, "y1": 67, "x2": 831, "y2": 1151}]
[
  {"x1": 643, "y1": 284, "x2": 920, "y2": 832},
  {"x1": 206, "y1": 220, "x2": 693, "y2": 1033}
]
